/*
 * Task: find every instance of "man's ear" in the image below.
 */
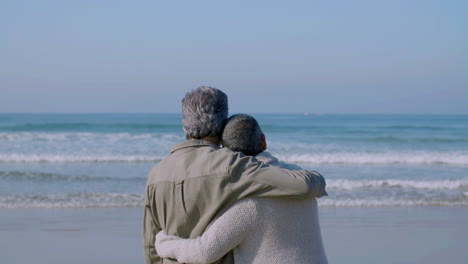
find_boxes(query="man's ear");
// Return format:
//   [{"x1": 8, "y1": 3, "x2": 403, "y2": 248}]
[{"x1": 261, "y1": 134, "x2": 267, "y2": 151}]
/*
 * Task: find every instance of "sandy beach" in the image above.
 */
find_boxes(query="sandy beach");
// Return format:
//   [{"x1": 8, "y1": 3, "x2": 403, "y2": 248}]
[{"x1": 1, "y1": 206, "x2": 467, "y2": 264}]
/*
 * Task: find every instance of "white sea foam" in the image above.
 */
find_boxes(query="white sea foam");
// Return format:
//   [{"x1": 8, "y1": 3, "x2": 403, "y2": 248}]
[
  {"x1": 276, "y1": 152, "x2": 468, "y2": 165},
  {"x1": 0, "y1": 132, "x2": 182, "y2": 142},
  {"x1": 0, "y1": 154, "x2": 165, "y2": 163},
  {"x1": 0, "y1": 193, "x2": 144, "y2": 209},
  {"x1": 2, "y1": 132, "x2": 468, "y2": 165},
  {"x1": 317, "y1": 199, "x2": 468, "y2": 207},
  {"x1": 327, "y1": 179, "x2": 468, "y2": 190},
  {"x1": 1, "y1": 151, "x2": 468, "y2": 165},
  {"x1": 0, "y1": 132, "x2": 180, "y2": 162},
  {"x1": 1, "y1": 192, "x2": 467, "y2": 208},
  {"x1": 0, "y1": 171, "x2": 146, "y2": 181}
]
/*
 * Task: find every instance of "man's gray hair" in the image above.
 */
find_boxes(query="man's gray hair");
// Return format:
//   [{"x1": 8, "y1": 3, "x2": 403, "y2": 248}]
[
  {"x1": 182, "y1": 86, "x2": 229, "y2": 139},
  {"x1": 222, "y1": 114, "x2": 264, "y2": 156}
]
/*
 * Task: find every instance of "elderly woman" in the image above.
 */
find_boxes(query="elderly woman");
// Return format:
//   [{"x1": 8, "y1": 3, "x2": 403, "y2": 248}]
[{"x1": 155, "y1": 114, "x2": 328, "y2": 264}]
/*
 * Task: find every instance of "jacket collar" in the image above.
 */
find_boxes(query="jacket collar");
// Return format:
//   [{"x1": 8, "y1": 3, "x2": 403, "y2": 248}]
[
  {"x1": 255, "y1": 151, "x2": 279, "y2": 165},
  {"x1": 170, "y1": 140, "x2": 220, "y2": 154}
]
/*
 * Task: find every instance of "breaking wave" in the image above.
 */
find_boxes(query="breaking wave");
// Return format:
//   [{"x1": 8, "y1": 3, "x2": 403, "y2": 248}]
[
  {"x1": 327, "y1": 179, "x2": 468, "y2": 190},
  {"x1": 0, "y1": 193, "x2": 144, "y2": 209},
  {"x1": 2, "y1": 191, "x2": 467, "y2": 208},
  {"x1": 317, "y1": 199, "x2": 468, "y2": 207},
  {"x1": 0, "y1": 171, "x2": 145, "y2": 181},
  {"x1": 1, "y1": 151, "x2": 468, "y2": 165},
  {"x1": 0, "y1": 123, "x2": 181, "y2": 132},
  {"x1": 276, "y1": 152, "x2": 468, "y2": 165},
  {"x1": 0, "y1": 154, "x2": 165, "y2": 163},
  {"x1": 0, "y1": 132, "x2": 182, "y2": 142}
]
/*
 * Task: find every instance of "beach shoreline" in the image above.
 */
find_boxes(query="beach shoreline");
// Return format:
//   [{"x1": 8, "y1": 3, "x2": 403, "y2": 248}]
[{"x1": 1, "y1": 206, "x2": 466, "y2": 264}]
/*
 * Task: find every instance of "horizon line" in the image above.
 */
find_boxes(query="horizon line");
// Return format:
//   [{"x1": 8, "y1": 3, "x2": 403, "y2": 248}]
[{"x1": 1, "y1": 112, "x2": 468, "y2": 116}]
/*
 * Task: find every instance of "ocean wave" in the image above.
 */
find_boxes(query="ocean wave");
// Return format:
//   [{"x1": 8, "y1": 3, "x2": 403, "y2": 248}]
[
  {"x1": 0, "y1": 171, "x2": 146, "y2": 181},
  {"x1": 0, "y1": 193, "x2": 144, "y2": 209},
  {"x1": 0, "y1": 132, "x2": 183, "y2": 142},
  {"x1": 3, "y1": 132, "x2": 468, "y2": 146},
  {"x1": 0, "y1": 154, "x2": 165, "y2": 163},
  {"x1": 317, "y1": 199, "x2": 468, "y2": 207},
  {"x1": 327, "y1": 179, "x2": 468, "y2": 190},
  {"x1": 1, "y1": 192, "x2": 466, "y2": 208},
  {"x1": 367, "y1": 136, "x2": 468, "y2": 144},
  {"x1": 0, "y1": 122, "x2": 181, "y2": 132},
  {"x1": 276, "y1": 152, "x2": 468, "y2": 165},
  {"x1": 3, "y1": 171, "x2": 464, "y2": 191},
  {"x1": 1, "y1": 151, "x2": 468, "y2": 165}
]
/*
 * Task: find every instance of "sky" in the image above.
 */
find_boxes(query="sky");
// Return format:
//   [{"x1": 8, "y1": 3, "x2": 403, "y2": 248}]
[{"x1": 1, "y1": 0, "x2": 467, "y2": 114}]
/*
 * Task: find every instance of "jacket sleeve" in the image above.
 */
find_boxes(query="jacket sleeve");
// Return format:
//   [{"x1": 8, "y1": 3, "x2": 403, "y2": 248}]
[
  {"x1": 154, "y1": 200, "x2": 257, "y2": 264},
  {"x1": 229, "y1": 153, "x2": 327, "y2": 200},
  {"x1": 143, "y1": 185, "x2": 163, "y2": 264}
]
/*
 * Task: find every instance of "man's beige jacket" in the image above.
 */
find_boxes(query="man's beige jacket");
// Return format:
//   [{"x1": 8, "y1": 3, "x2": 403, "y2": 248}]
[{"x1": 143, "y1": 140, "x2": 326, "y2": 264}]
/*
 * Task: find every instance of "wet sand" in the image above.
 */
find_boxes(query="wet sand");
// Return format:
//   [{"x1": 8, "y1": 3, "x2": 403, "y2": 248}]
[{"x1": 0, "y1": 207, "x2": 467, "y2": 264}]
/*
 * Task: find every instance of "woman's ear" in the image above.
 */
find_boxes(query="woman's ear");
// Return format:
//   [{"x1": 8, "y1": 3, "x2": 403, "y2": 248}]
[{"x1": 261, "y1": 134, "x2": 267, "y2": 151}]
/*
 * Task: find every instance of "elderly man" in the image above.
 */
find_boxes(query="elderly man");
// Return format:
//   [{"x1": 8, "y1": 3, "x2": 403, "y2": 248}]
[
  {"x1": 154, "y1": 114, "x2": 328, "y2": 264},
  {"x1": 143, "y1": 87, "x2": 327, "y2": 264}
]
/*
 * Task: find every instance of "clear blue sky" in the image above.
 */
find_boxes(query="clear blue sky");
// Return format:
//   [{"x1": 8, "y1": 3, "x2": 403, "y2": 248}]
[{"x1": 1, "y1": 0, "x2": 467, "y2": 114}]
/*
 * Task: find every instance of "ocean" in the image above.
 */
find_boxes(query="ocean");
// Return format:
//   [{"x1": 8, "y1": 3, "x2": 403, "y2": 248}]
[{"x1": 1, "y1": 113, "x2": 467, "y2": 208}]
